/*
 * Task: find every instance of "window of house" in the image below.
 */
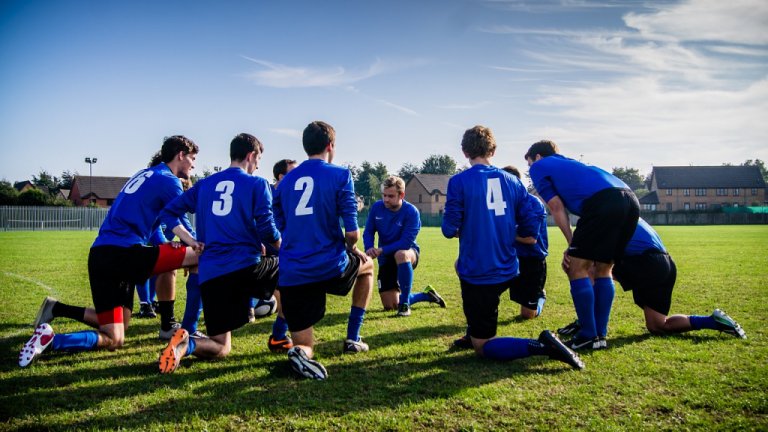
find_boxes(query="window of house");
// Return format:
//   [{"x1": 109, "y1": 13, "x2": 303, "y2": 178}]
[
  {"x1": 695, "y1": 188, "x2": 707, "y2": 196},
  {"x1": 733, "y1": 203, "x2": 740, "y2": 207},
  {"x1": 666, "y1": 203, "x2": 672, "y2": 211},
  {"x1": 666, "y1": 189, "x2": 672, "y2": 196},
  {"x1": 684, "y1": 202, "x2": 690, "y2": 210},
  {"x1": 695, "y1": 202, "x2": 707, "y2": 210},
  {"x1": 733, "y1": 188, "x2": 740, "y2": 196},
  {"x1": 435, "y1": 194, "x2": 439, "y2": 203},
  {"x1": 683, "y1": 188, "x2": 690, "y2": 196},
  {"x1": 418, "y1": 194, "x2": 422, "y2": 203},
  {"x1": 751, "y1": 188, "x2": 758, "y2": 196},
  {"x1": 716, "y1": 188, "x2": 727, "y2": 196}
]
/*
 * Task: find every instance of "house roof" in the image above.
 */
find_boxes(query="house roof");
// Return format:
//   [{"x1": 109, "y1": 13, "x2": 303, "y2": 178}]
[
  {"x1": 652, "y1": 166, "x2": 766, "y2": 189},
  {"x1": 408, "y1": 173, "x2": 451, "y2": 195},
  {"x1": 639, "y1": 191, "x2": 659, "y2": 204},
  {"x1": 13, "y1": 180, "x2": 33, "y2": 191},
  {"x1": 74, "y1": 176, "x2": 130, "y2": 199}
]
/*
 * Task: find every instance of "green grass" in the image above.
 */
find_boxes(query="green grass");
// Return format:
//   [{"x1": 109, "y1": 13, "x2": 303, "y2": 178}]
[{"x1": 1, "y1": 226, "x2": 767, "y2": 431}]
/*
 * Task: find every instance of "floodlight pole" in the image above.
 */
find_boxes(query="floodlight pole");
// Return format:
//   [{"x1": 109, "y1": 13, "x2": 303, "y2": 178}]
[{"x1": 84, "y1": 157, "x2": 98, "y2": 205}]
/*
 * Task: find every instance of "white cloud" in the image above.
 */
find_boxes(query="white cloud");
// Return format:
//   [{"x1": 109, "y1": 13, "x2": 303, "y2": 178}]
[
  {"x1": 269, "y1": 128, "x2": 302, "y2": 138},
  {"x1": 437, "y1": 101, "x2": 491, "y2": 110},
  {"x1": 374, "y1": 99, "x2": 420, "y2": 116},
  {"x1": 624, "y1": 0, "x2": 768, "y2": 46}
]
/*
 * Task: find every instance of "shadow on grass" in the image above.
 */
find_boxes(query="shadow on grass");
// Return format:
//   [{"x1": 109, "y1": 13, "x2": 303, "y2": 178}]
[{"x1": 1, "y1": 322, "x2": 581, "y2": 428}]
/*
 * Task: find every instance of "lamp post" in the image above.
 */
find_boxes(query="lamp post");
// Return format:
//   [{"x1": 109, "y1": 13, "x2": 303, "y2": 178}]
[{"x1": 84, "y1": 157, "x2": 98, "y2": 205}]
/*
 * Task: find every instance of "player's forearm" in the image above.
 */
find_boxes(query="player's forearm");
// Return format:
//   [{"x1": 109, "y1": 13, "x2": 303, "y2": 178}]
[{"x1": 345, "y1": 230, "x2": 360, "y2": 249}]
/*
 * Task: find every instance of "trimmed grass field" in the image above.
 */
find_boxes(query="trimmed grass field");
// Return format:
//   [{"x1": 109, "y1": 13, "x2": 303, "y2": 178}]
[{"x1": 1, "y1": 226, "x2": 767, "y2": 431}]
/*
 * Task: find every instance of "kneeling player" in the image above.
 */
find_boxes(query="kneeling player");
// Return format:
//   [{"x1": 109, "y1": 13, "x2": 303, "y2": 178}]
[{"x1": 557, "y1": 219, "x2": 746, "y2": 340}]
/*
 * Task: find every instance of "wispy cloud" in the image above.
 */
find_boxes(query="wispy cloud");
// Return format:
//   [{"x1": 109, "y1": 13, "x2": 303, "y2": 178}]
[
  {"x1": 374, "y1": 99, "x2": 420, "y2": 116},
  {"x1": 437, "y1": 101, "x2": 492, "y2": 110}
]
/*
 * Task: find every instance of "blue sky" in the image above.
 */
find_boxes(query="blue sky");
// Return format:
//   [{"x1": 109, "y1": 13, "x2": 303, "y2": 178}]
[{"x1": 1, "y1": 0, "x2": 766, "y2": 185}]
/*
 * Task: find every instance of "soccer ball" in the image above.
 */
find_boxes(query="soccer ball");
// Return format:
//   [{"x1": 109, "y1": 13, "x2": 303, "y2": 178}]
[{"x1": 253, "y1": 295, "x2": 278, "y2": 318}]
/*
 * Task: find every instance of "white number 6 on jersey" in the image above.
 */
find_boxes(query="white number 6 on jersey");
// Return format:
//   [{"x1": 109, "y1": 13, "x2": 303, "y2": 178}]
[{"x1": 295, "y1": 176, "x2": 314, "y2": 216}]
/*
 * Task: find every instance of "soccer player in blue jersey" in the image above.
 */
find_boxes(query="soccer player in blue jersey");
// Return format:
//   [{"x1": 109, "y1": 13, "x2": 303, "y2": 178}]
[
  {"x1": 442, "y1": 126, "x2": 583, "y2": 370},
  {"x1": 19, "y1": 136, "x2": 201, "y2": 368},
  {"x1": 155, "y1": 133, "x2": 281, "y2": 374},
  {"x1": 363, "y1": 175, "x2": 446, "y2": 317},
  {"x1": 526, "y1": 140, "x2": 639, "y2": 351},
  {"x1": 275, "y1": 121, "x2": 374, "y2": 380},
  {"x1": 558, "y1": 219, "x2": 747, "y2": 339}
]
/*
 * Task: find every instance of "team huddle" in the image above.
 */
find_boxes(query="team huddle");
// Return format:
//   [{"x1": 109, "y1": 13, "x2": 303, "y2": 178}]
[{"x1": 18, "y1": 123, "x2": 746, "y2": 380}]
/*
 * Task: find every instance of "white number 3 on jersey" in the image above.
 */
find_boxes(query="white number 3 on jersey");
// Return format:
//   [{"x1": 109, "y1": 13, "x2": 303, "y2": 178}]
[
  {"x1": 486, "y1": 178, "x2": 507, "y2": 216},
  {"x1": 212, "y1": 180, "x2": 235, "y2": 216}
]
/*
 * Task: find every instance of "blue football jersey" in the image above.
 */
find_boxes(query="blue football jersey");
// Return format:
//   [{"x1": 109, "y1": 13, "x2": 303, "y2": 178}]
[
  {"x1": 624, "y1": 218, "x2": 666, "y2": 256},
  {"x1": 274, "y1": 159, "x2": 358, "y2": 286},
  {"x1": 514, "y1": 194, "x2": 549, "y2": 259},
  {"x1": 159, "y1": 166, "x2": 280, "y2": 284},
  {"x1": 93, "y1": 163, "x2": 183, "y2": 248},
  {"x1": 363, "y1": 199, "x2": 421, "y2": 263},
  {"x1": 529, "y1": 154, "x2": 628, "y2": 216},
  {"x1": 442, "y1": 164, "x2": 539, "y2": 284}
]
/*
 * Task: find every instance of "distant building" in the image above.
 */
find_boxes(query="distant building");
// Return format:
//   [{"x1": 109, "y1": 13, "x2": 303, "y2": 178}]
[
  {"x1": 646, "y1": 166, "x2": 766, "y2": 211},
  {"x1": 405, "y1": 173, "x2": 451, "y2": 215},
  {"x1": 13, "y1": 181, "x2": 35, "y2": 193},
  {"x1": 71, "y1": 175, "x2": 129, "y2": 207}
]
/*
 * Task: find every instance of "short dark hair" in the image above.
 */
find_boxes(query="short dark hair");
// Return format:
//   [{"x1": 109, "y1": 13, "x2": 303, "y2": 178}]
[
  {"x1": 461, "y1": 126, "x2": 496, "y2": 159},
  {"x1": 273, "y1": 159, "x2": 297, "y2": 181},
  {"x1": 303, "y1": 121, "x2": 335, "y2": 156},
  {"x1": 161, "y1": 135, "x2": 198, "y2": 163},
  {"x1": 502, "y1": 165, "x2": 521, "y2": 179},
  {"x1": 524, "y1": 140, "x2": 559, "y2": 161},
  {"x1": 230, "y1": 133, "x2": 262, "y2": 161}
]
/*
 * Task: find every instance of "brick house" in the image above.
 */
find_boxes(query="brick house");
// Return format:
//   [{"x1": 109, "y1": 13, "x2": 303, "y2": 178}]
[
  {"x1": 404, "y1": 174, "x2": 451, "y2": 215},
  {"x1": 70, "y1": 176, "x2": 129, "y2": 207},
  {"x1": 644, "y1": 166, "x2": 766, "y2": 211}
]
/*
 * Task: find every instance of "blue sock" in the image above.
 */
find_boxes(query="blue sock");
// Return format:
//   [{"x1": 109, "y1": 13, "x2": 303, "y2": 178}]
[
  {"x1": 408, "y1": 292, "x2": 431, "y2": 304},
  {"x1": 570, "y1": 278, "x2": 597, "y2": 339},
  {"x1": 249, "y1": 297, "x2": 257, "y2": 308},
  {"x1": 593, "y1": 277, "x2": 615, "y2": 337},
  {"x1": 186, "y1": 337, "x2": 196, "y2": 357},
  {"x1": 536, "y1": 297, "x2": 546, "y2": 316},
  {"x1": 51, "y1": 331, "x2": 99, "y2": 352},
  {"x1": 689, "y1": 315, "x2": 717, "y2": 330},
  {"x1": 272, "y1": 315, "x2": 289, "y2": 340},
  {"x1": 149, "y1": 276, "x2": 157, "y2": 303},
  {"x1": 181, "y1": 273, "x2": 201, "y2": 333},
  {"x1": 346, "y1": 306, "x2": 366, "y2": 342},
  {"x1": 136, "y1": 280, "x2": 151, "y2": 304},
  {"x1": 482, "y1": 337, "x2": 531, "y2": 360},
  {"x1": 397, "y1": 262, "x2": 414, "y2": 306}
]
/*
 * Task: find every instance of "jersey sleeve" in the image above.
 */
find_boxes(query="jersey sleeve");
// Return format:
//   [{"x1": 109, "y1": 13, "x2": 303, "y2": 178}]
[
  {"x1": 337, "y1": 169, "x2": 359, "y2": 232},
  {"x1": 362, "y1": 203, "x2": 377, "y2": 250},
  {"x1": 253, "y1": 178, "x2": 281, "y2": 244},
  {"x1": 159, "y1": 183, "x2": 198, "y2": 233},
  {"x1": 273, "y1": 182, "x2": 286, "y2": 232},
  {"x1": 529, "y1": 162, "x2": 557, "y2": 204},
  {"x1": 513, "y1": 182, "x2": 540, "y2": 238},
  {"x1": 441, "y1": 175, "x2": 463, "y2": 238}
]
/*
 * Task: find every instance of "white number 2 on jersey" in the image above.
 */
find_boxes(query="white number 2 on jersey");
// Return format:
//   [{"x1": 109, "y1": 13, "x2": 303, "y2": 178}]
[
  {"x1": 295, "y1": 176, "x2": 314, "y2": 216},
  {"x1": 212, "y1": 180, "x2": 235, "y2": 216},
  {"x1": 486, "y1": 178, "x2": 507, "y2": 216}
]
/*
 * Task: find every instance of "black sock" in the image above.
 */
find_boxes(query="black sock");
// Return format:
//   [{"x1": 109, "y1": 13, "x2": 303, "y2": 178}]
[
  {"x1": 157, "y1": 300, "x2": 175, "y2": 330},
  {"x1": 52, "y1": 302, "x2": 87, "y2": 323}
]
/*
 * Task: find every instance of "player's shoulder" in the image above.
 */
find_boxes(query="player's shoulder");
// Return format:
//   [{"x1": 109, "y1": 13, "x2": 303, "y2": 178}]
[{"x1": 401, "y1": 200, "x2": 419, "y2": 214}]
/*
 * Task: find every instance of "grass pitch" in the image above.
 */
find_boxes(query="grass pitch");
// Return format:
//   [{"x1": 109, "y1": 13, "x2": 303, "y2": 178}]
[{"x1": 1, "y1": 226, "x2": 767, "y2": 431}]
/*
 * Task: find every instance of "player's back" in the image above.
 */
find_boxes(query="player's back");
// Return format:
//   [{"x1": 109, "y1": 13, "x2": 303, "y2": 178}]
[
  {"x1": 625, "y1": 218, "x2": 666, "y2": 256},
  {"x1": 530, "y1": 154, "x2": 628, "y2": 215},
  {"x1": 443, "y1": 164, "x2": 529, "y2": 284},
  {"x1": 515, "y1": 193, "x2": 549, "y2": 258},
  {"x1": 275, "y1": 159, "x2": 358, "y2": 286},
  {"x1": 93, "y1": 163, "x2": 182, "y2": 248},
  {"x1": 192, "y1": 167, "x2": 278, "y2": 282}
]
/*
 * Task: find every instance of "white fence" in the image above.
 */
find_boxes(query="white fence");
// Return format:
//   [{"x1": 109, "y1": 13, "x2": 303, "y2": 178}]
[{"x1": 1, "y1": 206, "x2": 110, "y2": 231}]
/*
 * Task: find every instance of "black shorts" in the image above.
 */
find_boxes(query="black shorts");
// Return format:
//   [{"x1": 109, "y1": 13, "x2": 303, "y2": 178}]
[
  {"x1": 88, "y1": 245, "x2": 160, "y2": 314},
  {"x1": 460, "y1": 277, "x2": 515, "y2": 340},
  {"x1": 377, "y1": 250, "x2": 419, "y2": 292},
  {"x1": 200, "y1": 256, "x2": 279, "y2": 336},
  {"x1": 280, "y1": 252, "x2": 361, "y2": 333},
  {"x1": 612, "y1": 251, "x2": 676, "y2": 315},
  {"x1": 509, "y1": 256, "x2": 547, "y2": 308},
  {"x1": 569, "y1": 188, "x2": 639, "y2": 263}
]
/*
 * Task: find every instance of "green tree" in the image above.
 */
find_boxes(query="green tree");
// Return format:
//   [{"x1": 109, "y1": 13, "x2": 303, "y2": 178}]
[
  {"x1": 397, "y1": 163, "x2": 420, "y2": 183},
  {"x1": 354, "y1": 161, "x2": 389, "y2": 205},
  {"x1": 17, "y1": 188, "x2": 52, "y2": 206},
  {"x1": 611, "y1": 167, "x2": 645, "y2": 191},
  {"x1": 32, "y1": 170, "x2": 59, "y2": 195},
  {"x1": 59, "y1": 170, "x2": 77, "y2": 190},
  {"x1": 421, "y1": 154, "x2": 457, "y2": 175},
  {"x1": 0, "y1": 180, "x2": 18, "y2": 205}
]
